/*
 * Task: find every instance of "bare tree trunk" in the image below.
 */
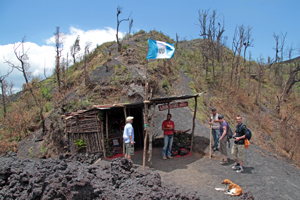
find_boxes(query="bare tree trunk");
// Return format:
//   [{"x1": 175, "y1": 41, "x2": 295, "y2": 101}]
[
  {"x1": 236, "y1": 25, "x2": 245, "y2": 92},
  {"x1": 0, "y1": 80, "x2": 6, "y2": 117},
  {"x1": 5, "y1": 37, "x2": 46, "y2": 134},
  {"x1": 0, "y1": 67, "x2": 13, "y2": 118},
  {"x1": 54, "y1": 27, "x2": 64, "y2": 92},
  {"x1": 116, "y1": 6, "x2": 130, "y2": 52},
  {"x1": 247, "y1": 51, "x2": 252, "y2": 95}
]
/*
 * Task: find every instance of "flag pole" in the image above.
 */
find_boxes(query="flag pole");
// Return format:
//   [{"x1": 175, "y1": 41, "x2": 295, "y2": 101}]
[{"x1": 143, "y1": 60, "x2": 149, "y2": 170}]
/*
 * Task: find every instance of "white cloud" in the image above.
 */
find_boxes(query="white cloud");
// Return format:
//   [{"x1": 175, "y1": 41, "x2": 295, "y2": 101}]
[{"x1": 0, "y1": 26, "x2": 124, "y2": 94}]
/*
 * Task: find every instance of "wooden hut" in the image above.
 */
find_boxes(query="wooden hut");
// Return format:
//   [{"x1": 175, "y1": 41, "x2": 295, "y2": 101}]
[
  {"x1": 63, "y1": 93, "x2": 205, "y2": 168},
  {"x1": 64, "y1": 109, "x2": 105, "y2": 155}
]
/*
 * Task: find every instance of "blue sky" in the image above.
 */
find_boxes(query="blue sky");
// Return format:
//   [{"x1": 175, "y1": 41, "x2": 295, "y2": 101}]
[{"x1": 1, "y1": 0, "x2": 299, "y2": 92}]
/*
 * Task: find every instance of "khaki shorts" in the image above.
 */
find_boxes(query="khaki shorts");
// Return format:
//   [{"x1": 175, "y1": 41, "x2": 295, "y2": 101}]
[
  {"x1": 125, "y1": 142, "x2": 134, "y2": 155},
  {"x1": 219, "y1": 136, "x2": 227, "y2": 156},
  {"x1": 231, "y1": 143, "x2": 244, "y2": 162}
]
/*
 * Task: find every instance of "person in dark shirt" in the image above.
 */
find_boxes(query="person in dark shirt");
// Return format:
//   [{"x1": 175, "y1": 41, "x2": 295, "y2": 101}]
[{"x1": 231, "y1": 115, "x2": 247, "y2": 173}]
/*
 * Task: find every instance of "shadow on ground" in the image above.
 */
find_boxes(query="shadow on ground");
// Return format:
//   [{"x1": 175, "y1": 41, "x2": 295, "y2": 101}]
[{"x1": 130, "y1": 147, "x2": 205, "y2": 173}]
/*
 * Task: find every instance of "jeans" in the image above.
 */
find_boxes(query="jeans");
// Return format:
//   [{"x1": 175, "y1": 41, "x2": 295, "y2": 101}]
[
  {"x1": 212, "y1": 129, "x2": 219, "y2": 148},
  {"x1": 162, "y1": 135, "x2": 173, "y2": 157}
]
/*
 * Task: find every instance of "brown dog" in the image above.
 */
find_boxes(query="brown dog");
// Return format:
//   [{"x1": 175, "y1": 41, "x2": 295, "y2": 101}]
[{"x1": 215, "y1": 179, "x2": 243, "y2": 196}]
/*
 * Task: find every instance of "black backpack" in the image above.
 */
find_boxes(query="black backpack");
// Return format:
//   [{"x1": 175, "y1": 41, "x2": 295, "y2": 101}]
[
  {"x1": 227, "y1": 123, "x2": 234, "y2": 139},
  {"x1": 239, "y1": 123, "x2": 252, "y2": 141}
]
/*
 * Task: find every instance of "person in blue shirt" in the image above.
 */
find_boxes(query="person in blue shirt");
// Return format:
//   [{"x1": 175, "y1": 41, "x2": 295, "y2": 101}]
[{"x1": 123, "y1": 116, "x2": 135, "y2": 159}]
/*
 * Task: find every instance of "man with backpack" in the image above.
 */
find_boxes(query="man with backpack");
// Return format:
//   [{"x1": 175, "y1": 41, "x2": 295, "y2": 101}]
[{"x1": 231, "y1": 115, "x2": 248, "y2": 173}]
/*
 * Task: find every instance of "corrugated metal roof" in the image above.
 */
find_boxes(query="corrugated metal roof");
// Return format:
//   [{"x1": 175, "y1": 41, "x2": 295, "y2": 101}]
[
  {"x1": 148, "y1": 93, "x2": 205, "y2": 104},
  {"x1": 62, "y1": 92, "x2": 205, "y2": 117},
  {"x1": 93, "y1": 102, "x2": 144, "y2": 110}
]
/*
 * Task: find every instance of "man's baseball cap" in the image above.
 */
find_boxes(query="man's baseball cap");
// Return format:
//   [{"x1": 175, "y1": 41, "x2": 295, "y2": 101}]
[
  {"x1": 218, "y1": 114, "x2": 224, "y2": 119},
  {"x1": 126, "y1": 116, "x2": 134, "y2": 122},
  {"x1": 212, "y1": 108, "x2": 217, "y2": 111}
]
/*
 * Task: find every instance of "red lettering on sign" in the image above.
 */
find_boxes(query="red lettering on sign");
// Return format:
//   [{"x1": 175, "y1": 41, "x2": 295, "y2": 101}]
[{"x1": 158, "y1": 101, "x2": 188, "y2": 111}]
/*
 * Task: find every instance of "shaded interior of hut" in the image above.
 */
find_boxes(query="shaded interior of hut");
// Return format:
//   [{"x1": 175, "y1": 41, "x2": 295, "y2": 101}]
[{"x1": 101, "y1": 107, "x2": 144, "y2": 157}]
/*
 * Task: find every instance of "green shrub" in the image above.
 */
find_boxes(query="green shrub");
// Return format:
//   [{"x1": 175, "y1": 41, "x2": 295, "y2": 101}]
[
  {"x1": 42, "y1": 87, "x2": 52, "y2": 101},
  {"x1": 136, "y1": 30, "x2": 145, "y2": 34},
  {"x1": 162, "y1": 79, "x2": 169, "y2": 90},
  {"x1": 40, "y1": 145, "x2": 48, "y2": 155},
  {"x1": 74, "y1": 139, "x2": 86, "y2": 151},
  {"x1": 44, "y1": 102, "x2": 53, "y2": 113},
  {"x1": 8, "y1": 135, "x2": 21, "y2": 142},
  {"x1": 29, "y1": 147, "x2": 34, "y2": 158}
]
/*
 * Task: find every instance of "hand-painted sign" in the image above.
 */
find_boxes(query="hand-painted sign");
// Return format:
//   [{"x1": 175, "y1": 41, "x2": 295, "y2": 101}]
[{"x1": 158, "y1": 101, "x2": 188, "y2": 111}]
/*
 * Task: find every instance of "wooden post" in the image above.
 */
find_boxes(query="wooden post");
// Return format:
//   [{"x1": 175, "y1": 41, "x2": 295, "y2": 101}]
[
  {"x1": 123, "y1": 107, "x2": 127, "y2": 156},
  {"x1": 209, "y1": 125, "x2": 212, "y2": 159},
  {"x1": 143, "y1": 83, "x2": 149, "y2": 170},
  {"x1": 148, "y1": 103, "x2": 155, "y2": 168},
  {"x1": 106, "y1": 111, "x2": 108, "y2": 139},
  {"x1": 100, "y1": 119, "x2": 106, "y2": 158},
  {"x1": 191, "y1": 96, "x2": 197, "y2": 151}
]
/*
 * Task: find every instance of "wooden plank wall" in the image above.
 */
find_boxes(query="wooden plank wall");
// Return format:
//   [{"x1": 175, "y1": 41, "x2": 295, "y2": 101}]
[{"x1": 66, "y1": 109, "x2": 104, "y2": 153}]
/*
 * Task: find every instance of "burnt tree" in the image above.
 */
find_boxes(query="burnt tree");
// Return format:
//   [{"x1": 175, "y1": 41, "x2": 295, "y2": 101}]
[
  {"x1": 0, "y1": 67, "x2": 13, "y2": 117},
  {"x1": 70, "y1": 35, "x2": 80, "y2": 64},
  {"x1": 84, "y1": 42, "x2": 92, "y2": 86},
  {"x1": 54, "y1": 27, "x2": 64, "y2": 92},
  {"x1": 197, "y1": 9, "x2": 225, "y2": 81},
  {"x1": 276, "y1": 62, "x2": 300, "y2": 115},
  {"x1": 128, "y1": 18, "x2": 133, "y2": 35},
  {"x1": 116, "y1": 6, "x2": 131, "y2": 52},
  {"x1": 4, "y1": 37, "x2": 46, "y2": 135},
  {"x1": 243, "y1": 26, "x2": 253, "y2": 79}
]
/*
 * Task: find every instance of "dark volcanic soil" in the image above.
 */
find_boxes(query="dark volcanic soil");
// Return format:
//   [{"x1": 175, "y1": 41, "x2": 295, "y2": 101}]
[{"x1": 0, "y1": 152, "x2": 203, "y2": 200}]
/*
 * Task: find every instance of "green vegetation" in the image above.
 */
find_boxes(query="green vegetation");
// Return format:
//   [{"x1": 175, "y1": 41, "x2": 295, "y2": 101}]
[
  {"x1": 1, "y1": 29, "x2": 300, "y2": 167},
  {"x1": 29, "y1": 147, "x2": 34, "y2": 158},
  {"x1": 8, "y1": 135, "x2": 21, "y2": 142},
  {"x1": 41, "y1": 87, "x2": 52, "y2": 101},
  {"x1": 74, "y1": 139, "x2": 87, "y2": 151},
  {"x1": 40, "y1": 145, "x2": 48, "y2": 155}
]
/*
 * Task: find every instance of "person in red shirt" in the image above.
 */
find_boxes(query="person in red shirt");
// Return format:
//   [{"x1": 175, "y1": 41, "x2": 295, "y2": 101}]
[{"x1": 162, "y1": 113, "x2": 175, "y2": 160}]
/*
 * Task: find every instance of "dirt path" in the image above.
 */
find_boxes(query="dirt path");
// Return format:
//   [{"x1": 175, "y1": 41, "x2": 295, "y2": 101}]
[
  {"x1": 109, "y1": 104, "x2": 300, "y2": 199},
  {"x1": 102, "y1": 144, "x2": 299, "y2": 200}
]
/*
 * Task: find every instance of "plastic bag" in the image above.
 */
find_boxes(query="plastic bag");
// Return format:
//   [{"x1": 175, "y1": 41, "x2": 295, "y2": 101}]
[{"x1": 244, "y1": 138, "x2": 250, "y2": 149}]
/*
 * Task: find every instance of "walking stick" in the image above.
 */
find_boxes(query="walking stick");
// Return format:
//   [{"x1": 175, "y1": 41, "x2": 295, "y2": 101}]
[{"x1": 209, "y1": 125, "x2": 212, "y2": 159}]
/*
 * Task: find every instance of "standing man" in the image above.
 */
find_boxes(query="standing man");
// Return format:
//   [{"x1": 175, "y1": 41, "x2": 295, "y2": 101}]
[
  {"x1": 209, "y1": 108, "x2": 220, "y2": 151},
  {"x1": 123, "y1": 116, "x2": 135, "y2": 160},
  {"x1": 232, "y1": 115, "x2": 247, "y2": 173},
  {"x1": 162, "y1": 113, "x2": 175, "y2": 160}
]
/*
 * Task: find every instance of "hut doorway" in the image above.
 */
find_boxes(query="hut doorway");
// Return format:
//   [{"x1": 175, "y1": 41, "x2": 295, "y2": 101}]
[{"x1": 101, "y1": 106, "x2": 144, "y2": 153}]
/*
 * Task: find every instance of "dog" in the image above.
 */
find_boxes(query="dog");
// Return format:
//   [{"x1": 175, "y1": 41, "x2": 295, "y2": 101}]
[{"x1": 215, "y1": 179, "x2": 243, "y2": 196}]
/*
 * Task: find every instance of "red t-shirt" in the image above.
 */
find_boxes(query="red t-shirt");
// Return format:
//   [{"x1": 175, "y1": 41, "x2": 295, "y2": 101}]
[{"x1": 162, "y1": 120, "x2": 175, "y2": 135}]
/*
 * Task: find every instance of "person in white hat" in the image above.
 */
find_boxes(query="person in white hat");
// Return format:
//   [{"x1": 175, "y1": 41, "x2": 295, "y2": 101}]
[{"x1": 123, "y1": 116, "x2": 135, "y2": 159}]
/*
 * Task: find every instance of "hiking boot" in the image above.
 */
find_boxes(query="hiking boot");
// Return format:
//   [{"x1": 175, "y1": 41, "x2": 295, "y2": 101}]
[
  {"x1": 232, "y1": 164, "x2": 240, "y2": 170},
  {"x1": 163, "y1": 157, "x2": 167, "y2": 160},
  {"x1": 236, "y1": 166, "x2": 244, "y2": 173},
  {"x1": 167, "y1": 156, "x2": 173, "y2": 159}
]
